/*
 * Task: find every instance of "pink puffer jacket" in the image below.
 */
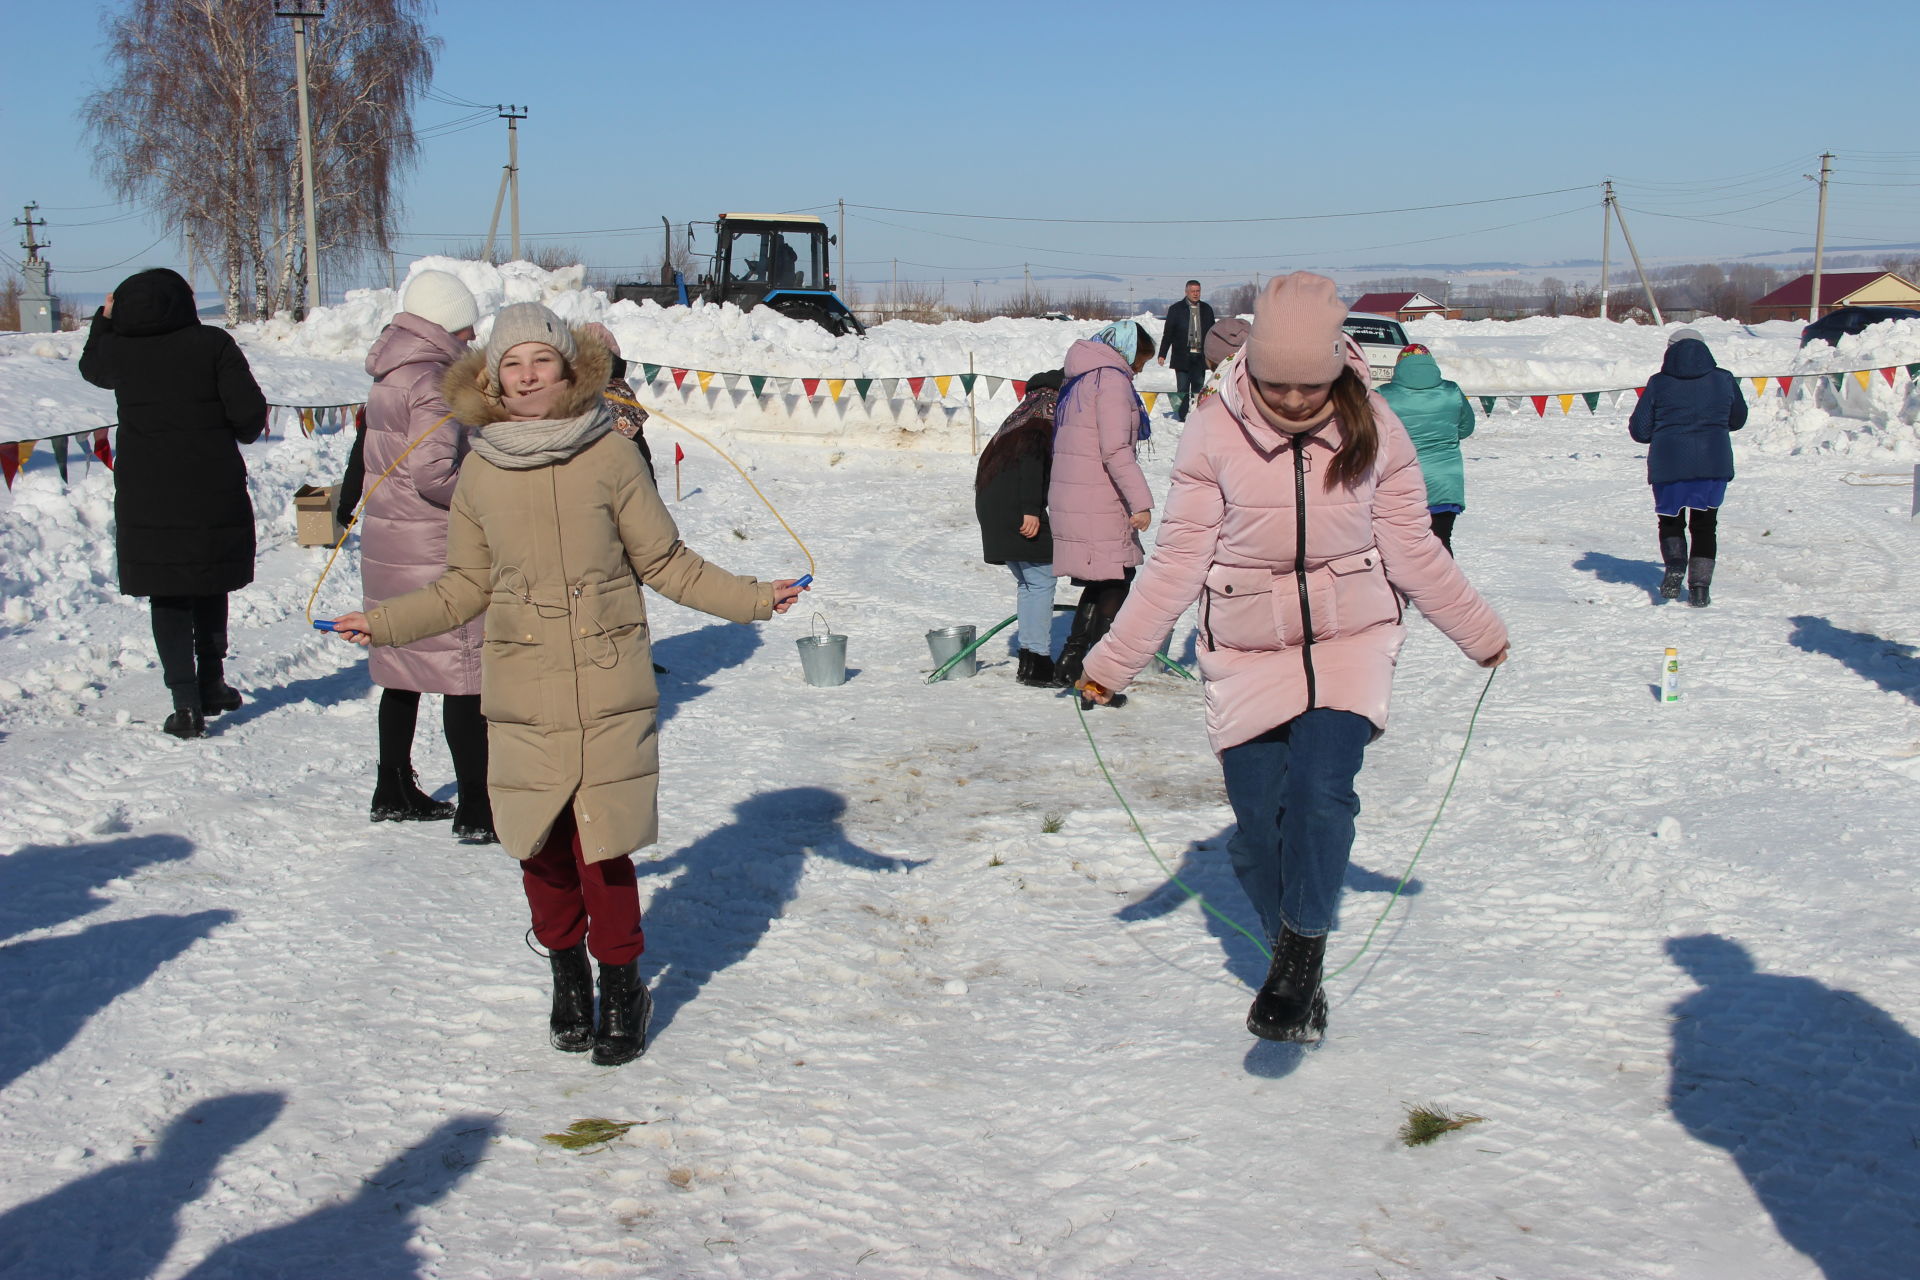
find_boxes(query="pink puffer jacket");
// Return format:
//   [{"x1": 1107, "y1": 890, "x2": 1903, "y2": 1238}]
[
  {"x1": 359, "y1": 313, "x2": 482, "y2": 695},
  {"x1": 1047, "y1": 339, "x2": 1152, "y2": 580},
  {"x1": 1081, "y1": 347, "x2": 1507, "y2": 754}
]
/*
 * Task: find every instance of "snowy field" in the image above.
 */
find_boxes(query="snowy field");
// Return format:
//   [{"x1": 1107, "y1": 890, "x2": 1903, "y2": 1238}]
[{"x1": 3, "y1": 272, "x2": 1920, "y2": 1278}]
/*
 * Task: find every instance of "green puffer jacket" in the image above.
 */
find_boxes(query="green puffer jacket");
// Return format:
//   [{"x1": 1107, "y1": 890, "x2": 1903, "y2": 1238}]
[{"x1": 1378, "y1": 353, "x2": 1475, "y2": 511}]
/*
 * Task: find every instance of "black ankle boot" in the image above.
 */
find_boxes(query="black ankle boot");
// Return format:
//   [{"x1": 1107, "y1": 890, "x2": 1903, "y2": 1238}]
[
  {"x1": 1018, "y1": 651, "x2": 1056, "y2": 688},
  {"x1": 1055, "y1": 596, "x2": 1101, "y2": 687},
  {"x1": 163, "y1": 708, "x2": 206, "y2": 740},
  {"x1": 1688, "y1": 557, "x2": 1714, "y2": 608},
  {"x1": 200, "y1": 683, "x2": 244, "y2": 715},
  {"x1": 452, "y1": 795, "x2": 498, "y2": 844},
  {"x1": 370, "y1": 764, "x2": 456, "y2": 823},
  {"x1": 592, "y1": 960, "x2": 652, "y2": 1066},
  {"x1": 548, "y1": 943, "x2": 594, "y2": 1052},
  {"x1": 1659, "y1": 534, "x2": 1688, "y2": 599},
  {"x1": 1014, "y1": 650, "x2": 1034, "y2": 683},
  {"x1": 1247, "y1": 927, "x2": 1329, "y2": 1042}
]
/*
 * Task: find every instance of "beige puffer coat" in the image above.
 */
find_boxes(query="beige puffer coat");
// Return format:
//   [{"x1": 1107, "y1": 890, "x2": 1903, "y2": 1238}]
[{"x1": 364, "y1": 331, "x2": 774, "y2": 863}]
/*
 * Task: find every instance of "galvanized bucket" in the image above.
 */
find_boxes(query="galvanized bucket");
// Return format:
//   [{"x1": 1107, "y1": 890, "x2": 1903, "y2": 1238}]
[
  {"x1": 796, "y1": 614, "x2": 847, "y2": 687},
  {"x1": 925, "y1": 624, "x2": 977, "y2": 680}
]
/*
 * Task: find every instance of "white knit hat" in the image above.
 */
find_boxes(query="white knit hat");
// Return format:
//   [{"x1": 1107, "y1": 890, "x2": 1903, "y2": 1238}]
[
  {"x1": 399, "y1": 269, "x2": 479, "y2": 334},
  {"x1": 484, "y1": 302, "x2": 579, "y2": 383}
]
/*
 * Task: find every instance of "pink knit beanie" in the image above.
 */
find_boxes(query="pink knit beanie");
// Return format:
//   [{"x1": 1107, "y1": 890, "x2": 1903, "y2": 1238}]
[{"x1": 1245, "y1": 273, "x2": 1348, "y2": 384}]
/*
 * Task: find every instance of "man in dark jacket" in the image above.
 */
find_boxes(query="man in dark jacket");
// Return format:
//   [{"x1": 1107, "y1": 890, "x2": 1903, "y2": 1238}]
[
  {"x1": 79, "y1": 268, "x2": 268, "y2": 737},
  {"x1": 1627, "y1": 333, "x2": 1746, "y2": 607},
  {"x1": 1156, "y1": 280, "x2": 1215, "y2": 421}
]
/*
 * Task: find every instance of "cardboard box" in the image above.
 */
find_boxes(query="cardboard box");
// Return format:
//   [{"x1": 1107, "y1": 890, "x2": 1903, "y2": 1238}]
[{"x1": 294, "y1": 484, "x2": 346, "y2": 547}]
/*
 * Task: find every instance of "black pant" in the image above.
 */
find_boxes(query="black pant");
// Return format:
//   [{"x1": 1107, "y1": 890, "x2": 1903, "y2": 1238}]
[
  {"x1": 379, "y1": 688, "x2": 488, "y2": 802},
  {"x1": 1173, "y1": 362, "x2": 1207, "y2": 419},
  {"x1": 149, "y1": 594, "x2": 229, "y2": 711},
  {"x1": 1658, "y1": 508, "x2": 1718, "y2": 561},
  {"x1": 1428, "y1": 511, "x2": 1457, "y2": 554}
]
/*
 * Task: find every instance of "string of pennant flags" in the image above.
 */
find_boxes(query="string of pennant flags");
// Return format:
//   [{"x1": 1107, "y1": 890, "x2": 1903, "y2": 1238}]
[{"x1": 5, "y1": 359, "x2": 1916, "y2": 491}]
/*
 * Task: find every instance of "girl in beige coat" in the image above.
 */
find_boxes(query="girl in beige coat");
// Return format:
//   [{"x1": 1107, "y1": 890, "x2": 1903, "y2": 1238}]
[{"x1": 330, "y1": 303, "x2": 805, "y2": 1066}]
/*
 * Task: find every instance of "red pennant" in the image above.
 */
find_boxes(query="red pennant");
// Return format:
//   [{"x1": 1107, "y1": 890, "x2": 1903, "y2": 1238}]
[
  {"x1": 908, "y1": 377, "x2": 926, "y2": 398},
  {"x1": 1634, "y1": 386, "x2": 1646, "y2": 399},
  {"x1": 670, "y1": 368, "x2": 689, "y2": 389},
  {"x1": 1011, "y1": 380, "x2": 1027, "y2": 400},
  {"x1": 1776, "y1": 375, "x2": 1793, "y2": 396},
  {"x1": 802, "y1": 378, "x2": 821, "y2": 397},
  {"x1": 1881, "y1": 366, "x2": 1898, "y2": 386},
  {"x1": 673, "y1": 442, "x2": 685, "y2": 463},
  {"x1": 0, "y1": 442, "x2": 18, "y2": 489},
  {"x1": 93, "y1": 427, "x2": 114, "y2": 469},
  {"x1": 1530, "y1": 395, "x2": 1548, "y2": 417}
]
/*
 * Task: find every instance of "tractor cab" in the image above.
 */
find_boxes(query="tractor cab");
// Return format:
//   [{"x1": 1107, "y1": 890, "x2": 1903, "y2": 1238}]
[{"x1": 712, "y1": 214, "x2": 864, "y2": 336}]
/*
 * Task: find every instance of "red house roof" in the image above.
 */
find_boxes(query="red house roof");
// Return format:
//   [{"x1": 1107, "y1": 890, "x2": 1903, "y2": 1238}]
[
  {"x1": 1352, "y1": 291, "x2": 1445, "y2": 314},
  {"x1": 1751, "y1": 271, "x2": 1900, "y2": 308}
]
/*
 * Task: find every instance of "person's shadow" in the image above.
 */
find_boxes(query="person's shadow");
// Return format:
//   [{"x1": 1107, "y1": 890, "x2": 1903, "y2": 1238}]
[
  {"x1": 651, "y1": 620, "x2": 764, "y2": 726},
  {"x1": 173, "y1": 1114, "x2": 498, "y2": 1280},
  {"x1": 0, "y1": 1092, "x2": 285, "y2": 1280},
  {"x1": 1572, "y1": 551, "x2": 1666, "y2": 603},
  {"x1": 1667, "y1": 934, "x2": 1920, "y2": 1279},
  {"x1": 1788, "y1": 615, "x2": 1920, "y2": 705},
  {"x1": 638, "y1": 787, "x2": 924, "y2": 1040},
  {"x1": 0, "y1": 833, "x2": 195, "y2": 943},
  {"x1": 217, "y1": 666, "x2": 368, "y2": 733}
]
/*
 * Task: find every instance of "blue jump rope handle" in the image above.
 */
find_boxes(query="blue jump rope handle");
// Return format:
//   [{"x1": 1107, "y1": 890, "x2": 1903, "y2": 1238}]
[
  {"x1": 790, "y1": 574, "x2": 813, "y2": 590},
  {"x1": 311, "y1": 620, "x2": 338, "y2": 632}
]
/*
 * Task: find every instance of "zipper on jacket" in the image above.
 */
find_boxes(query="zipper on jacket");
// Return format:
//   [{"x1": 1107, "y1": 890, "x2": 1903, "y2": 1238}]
[
  {"x1": 1292, "y1": 434, "x2": 1317, "y2": 709},
  {"x1": 1201, "y1": 590, "x2": 1214, "y2": 652}
]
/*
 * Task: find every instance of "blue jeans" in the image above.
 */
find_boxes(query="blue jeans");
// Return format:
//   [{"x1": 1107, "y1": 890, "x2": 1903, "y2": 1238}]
[
  {"x1": 1174, "y1": 363, "x2": 1207, "y2": 419},
  {"x1": 1006, "y1": 560, "x2": 1056, "y2": 655},
  {"x1": 1219, "y1": 708, "x2": 1371, "y2": 940}
]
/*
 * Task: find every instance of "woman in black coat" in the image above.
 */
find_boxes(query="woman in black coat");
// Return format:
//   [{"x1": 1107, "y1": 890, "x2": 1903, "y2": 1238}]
[
  {"x1": 79, "y1": 268, "x2": 268, "y2": 738},
  {"x1": 974, "y1": 370, "x2": 1061, "y2": 688}
]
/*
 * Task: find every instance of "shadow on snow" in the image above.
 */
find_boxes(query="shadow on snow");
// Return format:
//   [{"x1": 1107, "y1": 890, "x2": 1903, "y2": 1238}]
[
  {"x1": 1787, "y1": 615, "x2": 1920, "y2": 705},
  {"x1": 651, "y1": 620, "x2": 764, "y2": 726},
  {"x1": 1572, "y1": 550, "x2": 1666, "y2": 603},
  {"x1": 0, "y1": 833, "x2": 196, "y2": 945}
]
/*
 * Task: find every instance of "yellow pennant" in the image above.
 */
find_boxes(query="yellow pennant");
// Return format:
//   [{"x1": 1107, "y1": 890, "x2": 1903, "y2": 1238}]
[
  {"x1": 1751, "y1": 377, "x2": 1768, "y2": 396},
  {"x1": 1853, "y1": 369, "x2": 1872, "y2": 390},
  {"x1": 18, "y1": 439, "x2": 35, "y2": 465},
  {"x1": 1143, "y1": 392, "x2": 1158, "y2": 412},
  {"x1": 827, "y1": 378, "x2": 845, "y2": 400},
  {"x1": 1557, "y1": 394, "x2": 1575, "y2": 415},
  {"x1": 300, "y1": 407, "x2": 315, "y2": 437},
  {"x1": 696, "y1": 370, "x2": 713, "y2": 393},
  {"x1": 935, "y1": 375, "x2": 952, "y2": 398}
]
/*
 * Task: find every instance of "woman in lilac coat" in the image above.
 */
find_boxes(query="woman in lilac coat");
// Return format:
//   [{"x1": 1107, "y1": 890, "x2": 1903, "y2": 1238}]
[
  {"x1": 358, "y1": 270, "x2": 493, "y2": 841},
  {"x1": 1048, "y1": 320, "x2": 1155, "y2": 687}
]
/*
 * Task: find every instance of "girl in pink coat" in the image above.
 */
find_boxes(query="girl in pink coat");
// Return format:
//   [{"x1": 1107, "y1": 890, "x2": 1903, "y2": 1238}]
[
  {"x1": 1080, "y1": 274, "x2": 1509, "y2": 1043},
  {"x1": 1048, "y1": 320, "x2": 1155, "y2": 687}
]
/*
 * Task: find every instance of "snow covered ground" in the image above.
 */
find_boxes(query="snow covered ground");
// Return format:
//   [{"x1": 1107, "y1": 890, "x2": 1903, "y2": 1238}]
[{"x1": 3, "y1": 277, "x2": 1920, "y2": 1277}]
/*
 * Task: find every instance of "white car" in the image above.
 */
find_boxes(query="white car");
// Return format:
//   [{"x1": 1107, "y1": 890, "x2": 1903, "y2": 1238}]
[{"x1": 1341, "y1": 313, "x2": 1409, "y2": 385}]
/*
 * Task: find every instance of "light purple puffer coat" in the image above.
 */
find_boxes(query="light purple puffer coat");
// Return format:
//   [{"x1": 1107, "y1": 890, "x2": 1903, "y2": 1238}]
[
  {"x1": 359, "y1": 313, "x2": 482, "y2": 694},
  {"x1": 1081, "y1": 346, "x2": 1507, "y2": 755},
  {"x1": 1047, "y1": 339, "x2": 1153, "y2": 581}
]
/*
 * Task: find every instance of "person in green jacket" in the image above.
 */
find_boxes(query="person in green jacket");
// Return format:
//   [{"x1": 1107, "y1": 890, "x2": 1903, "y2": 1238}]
[{"x1": 1377, "y1": 343, "x2": 1475, "y2": 553}]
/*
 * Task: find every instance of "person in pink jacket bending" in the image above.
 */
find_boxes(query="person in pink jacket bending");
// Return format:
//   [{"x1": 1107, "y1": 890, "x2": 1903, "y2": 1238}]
[
  {"x1": 1048, "y1": 320, "x2": 1156, "y2": 688},
  {"x1": 1079, "y1": 274, "x2": 1509, "y2": 1043}
]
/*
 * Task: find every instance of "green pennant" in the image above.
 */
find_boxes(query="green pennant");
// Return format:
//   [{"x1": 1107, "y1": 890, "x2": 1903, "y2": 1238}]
[
  {"x1": 641, "y1": 363, "x2": 661, "y2": 383},
  {"x1": 1478, "y1": 396, "x2": 1496, "y2": 416},
  {"x1": 1581, "y1": 391, "x2": 1600, "y2": 413},
  {"x1": 854, "y1": 377, "x2": 873, "y2": 400},
  {"x1": 1907, "y1": 362, "x2": 1920, "y2": 380},
  {"x1": 53, "y1": 433, "x2": 70, "y2": 483},
  {"x1": 1171, "y1": 392, "x2": 1188, "y2": 416},
  {"x1": 749, "y1": 374, "x2": 766, "y2": 396},
  {"x1": 959, "y1": 373, "x2": 977, "y2": 394},
  {"x1": 1829, "y1": 373, "x2": 1845, "y2": 391}
]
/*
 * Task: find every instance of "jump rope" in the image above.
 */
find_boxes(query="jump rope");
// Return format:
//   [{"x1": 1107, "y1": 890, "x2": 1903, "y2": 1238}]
[{"x1": 304, "y1": 388, "x2": 1493, "y2": 985}]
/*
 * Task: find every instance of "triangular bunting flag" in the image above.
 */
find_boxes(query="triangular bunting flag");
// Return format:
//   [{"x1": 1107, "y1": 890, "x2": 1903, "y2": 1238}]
[
  {"x1": 1012, "y1": 380, "x2": 1027, "y2": 400},
  {"x1": 53, "y1": 433, "x2": 70, "y2": 483},
  {"x1": 1172, "y1": 393, "x2": 1188, "y2": 417},
  {"x1": 721, "y1": 373, "x2": 741, "y2": 392},
  {"x1": 986, "y1": 376, "x2": 1005, "y2": 398},
  {"x1": 854, "y1": 378, "x2": 873, "y2": 400},
  {"x1": 1852, "y1": 370, "x2": 1871, "y2": 391},
  {"x1": 1829, "y1": 373, "x2": 1845, "y2": 391},
  {"x1": 1750, "y1": 378, "x2": 1768, "y2": 397},
  {"x1": 93, "y1": 427, "x2": 113, "y2": 469},
  {"x1": 697, "y1": 371, "x2": 714, "y2": 393},
  {"x1": 671, "y1": 368, "x2": 689, "y2": 389},
  {"x1": 959, "y1": 373, "x2": 977, "y2": 394},
  {"x1": 934, "y1": 375, "x2": 952, "y2": 398},
  {"x1": 1478, "y1": 396, "x2": 1496, "y2": 416},
  {"x1": 878, "y1": 378, "x2": 898, "y2": 399},
  {"x1": 827, "y1": 379, "x2": 845, "y2": 400},
  {"x1": 907, "y1": 376, "x2": 926, "y2": 398},
  {"x1": 1634, "y1": 387, "x2": 1646, "y2": 400},
  {"x1": 18, "y1": 440, "x2": 34, "y2": 467},
  {"x1": 299, "y1": 407, "x2": 315, "y2": 437},
  {"x1": 1142, "y1": 392, "x2": 1158, "y2": 413},
  {"x1": 642, "y1": 363, "x2": 661, "y2": 383},
  {"x1": 1881, "y1": 367, "x2": 1897, "y2": 386},
  {"x1": 1556, "y1": 394, "x2": 1575, "y2": 415},
  {"x1": 0, "y1": 442, "x2": 18, "y2": 489},
  {"x1": 1530, "y1": 395, "x2": 1548, "y2": 417},
  {"x1": 803, "y1": 378, "x2": 821, "y2": 398},
  {"x1": 1907, "y1": 362, "x2": 1920, "y2": 380},
  {"x1": 749, "y1": 375, "x2": 767, "y2": 396},
  {"x1": 1582, "y1": 391, "x2": 1600, "y2": 413},
  {"x1": 1776, "y1": 375, "x2": 1794, "y2": 397}
]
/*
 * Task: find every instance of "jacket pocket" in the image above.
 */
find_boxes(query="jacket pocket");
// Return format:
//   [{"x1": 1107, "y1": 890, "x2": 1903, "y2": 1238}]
[
  {"x1": 480, "y1": 600, "x2": 543, "y2": 725},
  {"x1": 576, "y1": 579, "x2": 657, "y2": 720},
  {"x1": 1202, "y1": 563, "x2": 1282, "y2": 652},
  {"x1": 1321, "y1": 548, "x2": 1398, "y2": 638}
]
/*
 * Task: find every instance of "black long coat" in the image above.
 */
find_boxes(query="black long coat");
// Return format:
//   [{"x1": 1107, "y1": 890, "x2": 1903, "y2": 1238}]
[
  {"x1": 78, "y1": 269, "x2": 268, "y2": 598},
  {"x1": 974, "y1": 385, "x2": 1058, "y2": 565},
  {"x1": 1157, "y1": 298, "x2": 1216, "y2": 373}
]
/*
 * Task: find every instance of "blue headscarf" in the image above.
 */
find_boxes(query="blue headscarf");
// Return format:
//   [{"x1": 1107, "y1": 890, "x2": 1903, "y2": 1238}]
[{"x1": 1093, "y1": 320, "x2": 1148, "y2": 365}]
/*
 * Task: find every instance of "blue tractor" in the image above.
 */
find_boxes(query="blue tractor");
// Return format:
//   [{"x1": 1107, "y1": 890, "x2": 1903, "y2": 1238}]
[{"x1": 613, "y1": 213, "x2": 865, "y2": 337}]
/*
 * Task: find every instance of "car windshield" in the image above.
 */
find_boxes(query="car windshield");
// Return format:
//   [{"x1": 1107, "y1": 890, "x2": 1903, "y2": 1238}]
[{"x1": 1342, "y1": 318, "x2": 1405, "y2": 345}]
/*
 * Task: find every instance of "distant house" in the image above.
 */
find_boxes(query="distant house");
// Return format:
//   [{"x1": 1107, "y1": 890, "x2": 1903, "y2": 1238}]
[
  {"x1": 1751, "y1": 271, "x2": 1920, "y2": 321},
  {"x1": 1350, "y1": 291, "x2": 1458, "y2": 322}
]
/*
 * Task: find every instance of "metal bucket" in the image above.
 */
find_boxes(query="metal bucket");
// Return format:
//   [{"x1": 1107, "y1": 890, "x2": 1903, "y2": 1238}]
[
  {"x1": 796, "y1": 614, "x2": 847, "y2": 687},
  {"x1": 926, "y1": 625, "x2": 977, "y2": 680}
]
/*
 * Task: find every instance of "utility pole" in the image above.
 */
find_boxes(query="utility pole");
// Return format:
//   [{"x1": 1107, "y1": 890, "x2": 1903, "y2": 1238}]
[
  {"x1": 483, "y1": 105, "x2": 527, "y2": 262},
  {"x1": 1599, "y1": 180, "x2": 1613, "y2": 321},
  {"x1": 13, "y1": 203, "x2": 59, "y2": 332},
  {"x1": 1808, "y1": 151, "x2": 1833, "y2": 323},
  {"x1": 278, "y1": 4, "x2": 324, "y2": 316},
  {"x1": 1608, "y1": 194, "x2": 1662, "y2": 325},
  {"x1": 836, "y1": 197, "x2": 845, "y2": 290},
  {"x1": 890, "y1": 257, "x2": 898, "y2": 318}
]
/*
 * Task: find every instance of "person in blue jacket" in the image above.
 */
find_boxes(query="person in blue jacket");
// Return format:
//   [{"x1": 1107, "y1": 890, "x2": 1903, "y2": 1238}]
[
  {"x1": 1377, "y1": 343, "x2": 1475, "y2": 553},
  {"x1": 1627, "y1": 330, "x2": 1746, "y2": 607}
]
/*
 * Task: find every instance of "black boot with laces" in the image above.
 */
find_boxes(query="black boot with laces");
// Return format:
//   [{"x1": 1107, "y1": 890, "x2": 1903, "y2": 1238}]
[
  {"x1": 1247, "y1": 927, "x2": 1329, "y2": 1042},
  {"x1": 592, "y1": 960, "x2": 653, "y2": 1066},
  {"x1": 370, "y1": 764, "x2": 455, "y2": 823},
  {"x1": 547, "y1": 943, "x2": 594, "y2": 1053}
]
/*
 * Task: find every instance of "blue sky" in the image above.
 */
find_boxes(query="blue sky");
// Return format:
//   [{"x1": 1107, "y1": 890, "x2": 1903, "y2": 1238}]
[{"x1": 5, "y1": 0, "x2": 1917, "y2": 304}]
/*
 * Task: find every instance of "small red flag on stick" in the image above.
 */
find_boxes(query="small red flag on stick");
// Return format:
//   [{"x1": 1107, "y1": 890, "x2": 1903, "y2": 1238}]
[{"x1": 674, "y1": 442, "x2": 684, "y2": 501}]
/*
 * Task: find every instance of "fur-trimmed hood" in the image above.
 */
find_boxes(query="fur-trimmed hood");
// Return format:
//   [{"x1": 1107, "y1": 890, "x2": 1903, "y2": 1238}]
[{"x1": 441, "y1": 325, "x2": 614, "y2": 427}]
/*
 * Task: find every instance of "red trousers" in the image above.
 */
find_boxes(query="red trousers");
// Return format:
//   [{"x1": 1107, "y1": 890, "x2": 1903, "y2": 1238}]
[{"x1": 521, "y1": 807, "x2": 645, "y2": 965}]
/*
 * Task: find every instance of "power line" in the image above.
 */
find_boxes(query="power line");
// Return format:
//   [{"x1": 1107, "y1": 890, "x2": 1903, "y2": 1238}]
[
  {"x1": 843, "y1": 183, "x2": 1597, "y2": 226},
  {"x1": 49, "y1": 234, "x2": 172, "y2": 275}
]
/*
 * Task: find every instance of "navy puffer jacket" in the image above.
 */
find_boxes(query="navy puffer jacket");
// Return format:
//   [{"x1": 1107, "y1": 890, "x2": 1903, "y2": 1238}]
[{"x1": 1627, "y1": 339, "x2": 1746, "y2": 484}]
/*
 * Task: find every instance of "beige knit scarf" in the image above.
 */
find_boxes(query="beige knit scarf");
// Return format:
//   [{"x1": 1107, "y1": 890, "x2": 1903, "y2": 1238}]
[{"x1": 470, "y1": 399, "x2": 613, "y2": 470}]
